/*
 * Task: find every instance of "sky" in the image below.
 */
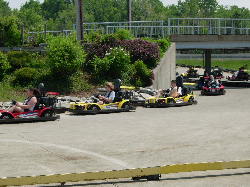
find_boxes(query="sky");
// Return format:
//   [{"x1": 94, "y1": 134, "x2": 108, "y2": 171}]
[{"x1": 5, "y1": 0, "x2": 250, "y2": 10}]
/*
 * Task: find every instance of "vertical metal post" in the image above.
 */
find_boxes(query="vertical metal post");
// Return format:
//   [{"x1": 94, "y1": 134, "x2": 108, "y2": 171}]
[
  {"x1": 127, "y1": 0, "x2": 131, "y2": 30},
  {"x1": 44, "y1": 23, "x2": 47, "y2": 40},
  {"x1": 205, "y1": 49, "x2": 212, "y2": 73},
  {"x1": 75, "y1": 0, "x2": 84, "y2": 45},
  {"x1": 168, "y1": 18, "x2": 170, "y2": 36},
  {"x1": 2, "y1": 25, "x2": 5, "y2": 47},
  {"x1": 21, "y1": 24, "x2": 24, "y2": 46}
]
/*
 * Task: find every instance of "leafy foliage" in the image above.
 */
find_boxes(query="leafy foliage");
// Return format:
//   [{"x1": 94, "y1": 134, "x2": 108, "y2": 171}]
[
  {"x1": 0, "y1": 16, "x2": 21, "y2": 47},
  {"x1": 89, "y1": 46, "x2": 131, "y2": 83},
  {"x1": 46, "y1": 32, "x2": 85, "y2": 77},
  {"x1": 13, "y1": 67, "x2": 37, "y2": 84},
  {"x1": 7, "y1": 51, "x2": 33, "y2": 70},
  {"x1": 0, "y1": 52, "x2": 10, "y2": 80}
]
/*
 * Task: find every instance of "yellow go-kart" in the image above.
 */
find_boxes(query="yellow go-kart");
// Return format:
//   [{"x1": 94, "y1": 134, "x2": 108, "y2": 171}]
[
  {"x1": 69, "y1": 79, "x2": 136, "y2": 114},
  {"x1": 144, "y1": 77, "x2": 197, "y2": 107}
]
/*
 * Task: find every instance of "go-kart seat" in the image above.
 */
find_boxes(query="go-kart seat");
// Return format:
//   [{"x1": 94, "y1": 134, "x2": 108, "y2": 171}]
[
  {"x1": 176, "y1": 76, "x2": 184, "y2": 96},
  {"x1": 113, "y1": 79, "x2": 122, "y2": 102}
]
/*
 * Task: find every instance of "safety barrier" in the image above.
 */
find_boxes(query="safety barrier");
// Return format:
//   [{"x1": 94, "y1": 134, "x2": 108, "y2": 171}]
[{"x1": 0, "y1": 159, "x2": 249, "y2": 186}]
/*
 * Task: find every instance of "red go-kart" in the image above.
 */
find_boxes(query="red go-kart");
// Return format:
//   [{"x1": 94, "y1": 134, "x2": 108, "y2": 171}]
[{"x1": 0, "y1": 83, "x2": 60, "y2": 124}]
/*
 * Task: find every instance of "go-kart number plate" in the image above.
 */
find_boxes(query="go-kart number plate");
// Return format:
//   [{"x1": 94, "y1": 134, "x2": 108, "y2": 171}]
[
  {"x1": 212, "y1": 89, "x2": 215, "y2": 92},
  {"x1": 150, "y1": 99, "x2": 154, "y2": 103}
]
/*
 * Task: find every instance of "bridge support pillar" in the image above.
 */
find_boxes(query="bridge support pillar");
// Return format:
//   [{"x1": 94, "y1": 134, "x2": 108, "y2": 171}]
[{"x1": 204, "y1": 49, "x2": 211, "y2": 72}]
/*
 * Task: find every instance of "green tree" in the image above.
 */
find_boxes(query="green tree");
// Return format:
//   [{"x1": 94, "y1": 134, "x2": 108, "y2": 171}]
[
  {"x1": 0, "y1": 0, "x2": 11, "y2": 17},
  {"x1": 41, "y1": 0, "x2": 74, "y2": 21},
  {"x1": 0, "y1": 16, "x2": 21, "y2": 47},
  {"x1": 198, "y1": 0, "x2": 218, "y2": 18},
  {"x1": 18, "y1": 5, "x2": 44, "y2": 32}
]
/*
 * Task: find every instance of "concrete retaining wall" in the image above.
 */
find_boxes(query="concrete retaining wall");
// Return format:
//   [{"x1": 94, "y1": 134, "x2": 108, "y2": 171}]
[{"x1": 152, "y1": 43, "x2": 176, "y2": 90}]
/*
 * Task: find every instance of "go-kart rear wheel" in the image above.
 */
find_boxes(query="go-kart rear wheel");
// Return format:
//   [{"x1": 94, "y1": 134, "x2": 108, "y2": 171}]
[
  {"x1": 167, "y1": 99, "x2": 175, "y2": 103},
  {"x1": 41, "y1": 110, "x2": 52, "y2": 117},
  {"x1": 0, "y1": 113, "x2": 14, "y2": 119},
  {"x1": 88, "y1": 105, "x2": 100, "y2": 110},
  {"x1": 121, "y1": 102, "x2": 130, "y2": 108}
]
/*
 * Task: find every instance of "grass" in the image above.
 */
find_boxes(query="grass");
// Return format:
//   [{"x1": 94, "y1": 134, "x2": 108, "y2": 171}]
[
  {"x1": 0, "y1": 82, "x2": 26, "y2": 102},
  {"x1": 176, "y1": 59, "x2": 250, "y2": 70}
]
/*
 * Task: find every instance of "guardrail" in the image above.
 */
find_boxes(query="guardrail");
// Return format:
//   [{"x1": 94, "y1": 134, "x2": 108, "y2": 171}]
[{"x1": 1, "y1": 159, "x2": 249, "y2": 186}]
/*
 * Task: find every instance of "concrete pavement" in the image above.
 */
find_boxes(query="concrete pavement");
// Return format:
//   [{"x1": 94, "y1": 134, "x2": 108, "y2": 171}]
[{"x1": 0, "y1": 86, "x2": 250, "y2": 186}]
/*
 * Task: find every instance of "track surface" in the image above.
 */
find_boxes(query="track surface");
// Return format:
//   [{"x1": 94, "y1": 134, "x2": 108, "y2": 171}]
[{"x1": 0, "y1": 85, "x2": 250, "y2": 186}]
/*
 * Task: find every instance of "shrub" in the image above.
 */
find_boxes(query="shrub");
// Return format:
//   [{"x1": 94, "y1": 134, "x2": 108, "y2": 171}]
[
  {"x1": 13, "y1": 67, "x2": 37, "y2": 83},
  {"x1": 7, "y1": 51, "x2": 33, "y2": 70},
  {"x1": 0, "y1": 52, "x2": 10, "y2": 80},
  {"x1": 123, "y1": 38, "x2": 160, "y2": 68},
  {"x1": 46, "y1": 32, "x2": 85, "y2": 77},
  {"x1": 89, "y1": 46, "x2": 131, "y2": 83},
  {"x1": 86, "y1": 37, "x2": 160, "y2": 70},
  {"x1": 116, "y1": 28, "x2": 133, "y2": 40},
  {"x1": 132, "y1": 60, "x2": 154, "y2": 87}
]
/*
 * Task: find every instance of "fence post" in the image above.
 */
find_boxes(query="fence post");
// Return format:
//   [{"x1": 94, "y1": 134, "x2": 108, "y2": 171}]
[
  {"x1": 44, "y1": 23, "x2": 47, "y2": 40},
  {"x1": 2, "y1": 25, "x2": 5, "y2": 47},
  {"x1": 21, "y1": 24, "x2": 24, "y2": 46}
]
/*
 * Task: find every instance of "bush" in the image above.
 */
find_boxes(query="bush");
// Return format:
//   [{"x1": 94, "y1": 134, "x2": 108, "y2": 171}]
[
  {"x1": 116, "y1": 28, "x2": 133, "y2": 40},
  {"x1": 89, "y1": 46, "x2": 131, "y2": 83},
  {"x1": 46, "y1": 32, "x2": 85, "y2": 77},
  {"x1": 132, "y1": 60, "x2": 154, "y2": 87},
  {"x1": 123, "y1": 38, "x2": 160, "y2": 68},
  {"x1": 7, "y1": 51, "x2": 33, "y2": 70},
  {"x1": 13, "y1": 67, "x2": 37, "y2": 84},
  {"x1": 0, "y1": 52, "x2": 10, "y2": 80}
]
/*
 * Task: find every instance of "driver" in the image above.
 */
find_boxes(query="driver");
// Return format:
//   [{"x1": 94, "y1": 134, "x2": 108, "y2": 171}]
[
  {"x1": 97, "y1": 82, "x2": 115, "y2": 105},
  {"x1": 208, "y1": 75, "x2": 219, "y2": 88},
  {"x1": 156, "y1": 80, "x2": 182, "y2": 100},
  {"x1": 5, "y1": 87, "x2": 41, "y2": 113}
]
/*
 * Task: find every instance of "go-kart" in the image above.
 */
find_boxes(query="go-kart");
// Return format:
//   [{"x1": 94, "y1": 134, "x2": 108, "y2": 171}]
[
  {"x1": 227, "y1": 67, "x2": 249, "y2": 81},
  {"x1": 0, "y1": 83, "x2": 60, "y2": 124},
  {"x1": 181, "y1": 66, "x2": 200, "y2": 78},
  {"x1": 69, "y1": 79, "x2": 136, "y2": 114},
  {"x1": 144, "y1": 76, "x2": 197, "y2": 107},
  {"x1": 201, "y1": 73, "x2": 225, "y2": 95},
  {"x1": 213, "y1": 66, "x2": 224, "y2": 78}
]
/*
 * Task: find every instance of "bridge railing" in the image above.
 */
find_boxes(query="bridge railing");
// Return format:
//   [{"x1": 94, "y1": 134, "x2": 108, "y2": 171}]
[
  {"x1": 25, "y1": 18, "x2": 250, "y2": 41},
  {"x1": 167, "y1": 18, "x2": 250, "y2": 35}
]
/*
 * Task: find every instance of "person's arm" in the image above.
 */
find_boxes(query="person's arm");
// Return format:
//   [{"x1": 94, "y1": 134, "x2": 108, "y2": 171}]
[
  {"x1": 98, "y1": 92, "x2": 113, "y2": 103},
  {"x1": 169, "y1": 87, "x2": 177, "y2": 97},
  {"x1": 16, "y1": 97, "x2": 37, "y2": 109}
]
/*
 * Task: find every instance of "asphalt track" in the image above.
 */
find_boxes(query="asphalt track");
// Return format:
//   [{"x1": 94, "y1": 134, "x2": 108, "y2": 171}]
[
  {"x1": 0, "y1": 68, "x2": 249, "y2": 186},
  {"x1": 1, "y1": 83, "x2": 250, "y2": 186}
]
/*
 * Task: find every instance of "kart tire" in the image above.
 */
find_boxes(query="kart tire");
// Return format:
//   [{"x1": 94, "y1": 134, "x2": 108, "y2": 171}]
[
  {"x1": 0, "y1": 113, "x2": 14, "y2": 119},
  {"x1": 121, "y1": 102, "x2": 130, "y2": 108},
  {"x1": 41, "y1": 110, "x2": 52, "y2": 117},
  {"x1": 167, "y1": 98, "x2": 175, "y2": 103},
  {"x1": 188, "y1": 96, "x2": 194, "y2": 102},
  {"x1": 88, "y1": 105, "x2": 100, "y2": 110}
]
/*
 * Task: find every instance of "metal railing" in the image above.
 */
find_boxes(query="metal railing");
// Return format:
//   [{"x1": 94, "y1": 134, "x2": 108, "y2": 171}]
[
  {"x1": 26, "y1": 18, "x2": 250, "y2": 39},
  {"x1": 167, "y1": 18, "x2": 250, "y2": 35}
]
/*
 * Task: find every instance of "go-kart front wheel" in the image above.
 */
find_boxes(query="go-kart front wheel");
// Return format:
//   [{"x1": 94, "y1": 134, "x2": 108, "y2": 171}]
[
  {"x1": 41, "y1": 110, "x2": 52, "y2": 117},
  {"x1": 88, "y1": 105, "x2": 100, "y2": 110},
  {"x1": 0, "y1": 113, "x2": 14, "y2": 119},
  {"x1": 122, "y1": 102, "x2": 130, "y2": 108},
  {"x1": 188, "y1": 96, "x2": 194, "y2": 102}
]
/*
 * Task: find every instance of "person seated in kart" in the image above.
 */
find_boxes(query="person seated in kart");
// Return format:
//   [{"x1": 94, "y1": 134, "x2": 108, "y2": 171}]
[
  {"x1": 208, "y1": 74, "x2": 219, "y2": 88},
  {"x1": 156, "y1": 80, "x2": 182, "y2": 100},
  {"x1": 4, "y1": 87, "x2": 41, "y2": 113},
  {"x1": 96, "y1": 82, "x2": 115, "y2": 105}
]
